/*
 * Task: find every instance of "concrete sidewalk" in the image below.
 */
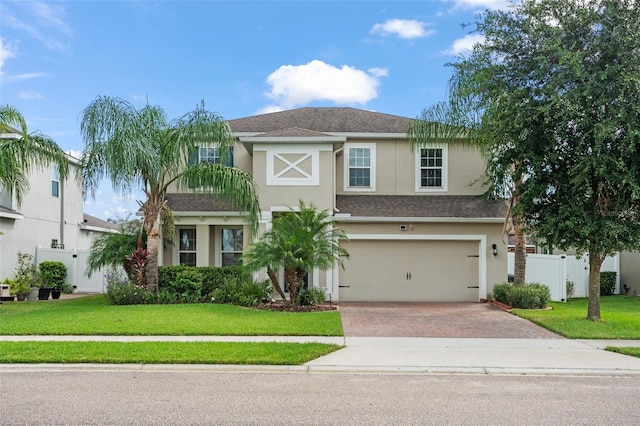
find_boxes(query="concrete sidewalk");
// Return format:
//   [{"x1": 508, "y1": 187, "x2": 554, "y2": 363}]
[{"x1": 2, "y1": 335, "x2": 640, "y2": 376}]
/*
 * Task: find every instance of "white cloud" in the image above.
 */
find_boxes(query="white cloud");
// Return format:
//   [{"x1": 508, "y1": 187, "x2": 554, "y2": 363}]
[
  {"x1": 449, "y1": 0, "x2": 513, "y2": 12},
  {"x1": 1, "y1": 1, "x2": 72, "y2": 52},
  {"x1": 254, "y1": 105, "x2": 284, "y2": 115},
  {"x1": 18, "y1": 89, "x2": 44, "y2": 100},
  {"x1": 370, "y1": 19, "x2": 435, "y2": 39},
  {"x1": 0, "y1": 37, "x2": 16, "y2": 76},
  {"x1": 445, "y1": 34, "x2": 485, "y2": 56},
  {"x1": 264, "y1": 60, "x2": 387, "y2": 110},
  {"x1": 4, "y1": 72, "x2": 49, "y2": 82}
]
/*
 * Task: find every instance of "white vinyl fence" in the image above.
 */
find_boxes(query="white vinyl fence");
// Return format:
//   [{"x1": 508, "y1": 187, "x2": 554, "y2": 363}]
[
  {"x1": 507, "y1": 253, "x2": 619, "y2": 302},
  {"x1": 35, "y1": 247, "x2": 107, "y2": 293}
]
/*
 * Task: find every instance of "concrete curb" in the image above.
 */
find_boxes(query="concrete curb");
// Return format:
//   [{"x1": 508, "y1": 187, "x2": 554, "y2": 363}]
[{"x1": 3, "y1": 363, "x2": 640, "y2": 377}]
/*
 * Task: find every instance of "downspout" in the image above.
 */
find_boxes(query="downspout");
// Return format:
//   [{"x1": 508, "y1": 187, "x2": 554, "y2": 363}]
[
  {"x1": 59, "y1": 172, "x2": 65, "y2": 248},
  {"x1": 333, "y1": 146, "x2": 344, "y2": 213}
]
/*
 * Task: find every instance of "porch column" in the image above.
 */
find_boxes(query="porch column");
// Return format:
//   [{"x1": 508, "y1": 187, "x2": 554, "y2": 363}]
[{"x1": 196, "y1": 224, "x2": 210, "y2": 267}]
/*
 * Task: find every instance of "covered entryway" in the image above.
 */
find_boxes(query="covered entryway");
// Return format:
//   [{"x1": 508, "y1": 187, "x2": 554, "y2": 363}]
[{"x1": 339, "y1": 239, "x2": 480, "y2": 302}]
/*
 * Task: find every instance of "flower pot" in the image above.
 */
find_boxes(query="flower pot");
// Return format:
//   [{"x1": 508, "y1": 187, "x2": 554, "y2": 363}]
[
  {"x1": 51, "y1": 289, "x2": 62, "y2": 300},
  {"x1": 38, "y1": 287, "x2": 52, "y2": 301},
  {"x1": 16, "y1": 293, "x2": 28, "y2": 301},
  {"x1": 27, "y1": 287, "x2": 40, "y2": 301}
]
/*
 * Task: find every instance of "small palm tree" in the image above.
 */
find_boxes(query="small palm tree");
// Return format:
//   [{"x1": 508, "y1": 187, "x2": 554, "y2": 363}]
[
  {"x1": 243, "y1": 200, "x2": 349, "y2": 305},
  {"x1": 0, "y1": 104, "x2": 69, "y2": 207},
  {"x1": 79, "y1": 96, "x2": 260, "y2": 292}
]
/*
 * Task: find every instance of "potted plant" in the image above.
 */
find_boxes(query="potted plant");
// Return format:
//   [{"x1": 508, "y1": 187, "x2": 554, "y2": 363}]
[
  {"x1": 39, "y1": 261, "x2": 67, "y2": 300},
  {"x1": 13, "y1": 252, "x2": 42, "y2": 301},
  {"x1": 6, "y1": 278, "x2": 31, "y2": 301}
]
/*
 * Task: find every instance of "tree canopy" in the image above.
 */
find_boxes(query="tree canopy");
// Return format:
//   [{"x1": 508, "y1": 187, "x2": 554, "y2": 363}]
[
  {"x1": 0, "y1": 105, "x2": 70, "y2": 206},
  {"x1": 443, "y1": 0, "x2": 640, "y2": 320}
]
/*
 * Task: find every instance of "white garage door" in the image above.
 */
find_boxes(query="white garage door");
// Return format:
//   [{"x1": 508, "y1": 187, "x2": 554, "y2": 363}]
[{"x1": 339, "y1": 240, "x2": 480, "y2": 302}]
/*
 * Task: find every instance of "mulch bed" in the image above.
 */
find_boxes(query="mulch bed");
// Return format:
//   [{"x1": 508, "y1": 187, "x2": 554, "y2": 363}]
[{"x1": 259, "y1": 302, "x2": 338, "y2": 312}]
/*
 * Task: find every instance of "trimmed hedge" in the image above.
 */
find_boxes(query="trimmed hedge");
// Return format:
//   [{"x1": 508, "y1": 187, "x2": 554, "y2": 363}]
[
  {"x1": 158, "y1": 265, "x2": 246, "y2": 297},
  {"x1": 492, "y1": 282, "x2": 551, "y2": 309},
  {"x1": 600, "y1": 271, "x2": 616, "y2": 295}
]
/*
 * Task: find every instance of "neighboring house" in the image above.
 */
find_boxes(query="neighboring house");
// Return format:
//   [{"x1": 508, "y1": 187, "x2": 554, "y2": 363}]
[
  {"x1": 0, "y1": 131, "x2": 119, "y2": 291},
  {"x1": 162, "y1": 107, "x2": 507, "y2": 302}
]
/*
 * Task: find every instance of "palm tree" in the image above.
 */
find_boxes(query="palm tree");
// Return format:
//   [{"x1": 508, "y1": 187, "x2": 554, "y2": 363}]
[
  {"x1": 79, "y1": 96, "x2": 260, "y2": 292},
  {"x1": 0, "y1": 105, "x2": 70, "y2": 207},
  {"x1": 242, "y1": 200, "x2": 349, "y2": 305}
]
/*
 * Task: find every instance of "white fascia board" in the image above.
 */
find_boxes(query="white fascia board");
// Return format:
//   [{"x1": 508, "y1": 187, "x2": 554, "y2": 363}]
[
  {"x1": 80, "y1": 224, "x2": 119, "y2": 233},
  {"x1": 0, "y1": 133, "x2": 22, "y2": 140},
  {"x1": 240, "y1": 136, "x2": 345, "y2": 143},
  {"x1": 0, "y1": 211, "x2": 24, "y2": 220},
  {"x1": 333, "y1": 216, "x2": 505, "y2": 223},
  {"x1": 325, "y1": 132, "x2": 407, "y2": 139},
  {"x1": 173, "y1": 211, "x2": 245, "y2": 217}
]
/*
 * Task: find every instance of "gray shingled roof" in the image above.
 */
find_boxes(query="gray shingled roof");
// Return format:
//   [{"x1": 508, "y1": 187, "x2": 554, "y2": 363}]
[
  {"x1": 165, "y1": 193, "x2": 237, "y2": 212},
  {"x1": 166, "y1": 193, "x2": 506, "y2": 219},
  {"x1": 254, "y1": 127, "x2": 333, "y2": 138},
  {"x1": 228, "y1": 107, "x2": 412, "y2": 134},
  {"x1": 336, "y1": 195, "x2": 506, "y2": 219},
  {"x1": 82, "y1": 214, "x2": 120, "y2": 230}
]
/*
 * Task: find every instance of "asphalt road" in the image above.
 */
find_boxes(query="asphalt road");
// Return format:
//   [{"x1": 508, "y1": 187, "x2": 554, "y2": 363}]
[{"x1": 1, "y1": 370, "x2": 639, "y2": 425}]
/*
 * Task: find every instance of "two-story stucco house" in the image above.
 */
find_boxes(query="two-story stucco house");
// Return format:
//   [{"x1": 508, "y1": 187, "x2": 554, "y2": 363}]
[
  {"x1": 0, "y1": 131, "x2": 118, "y2": 292},
  {"x1": 161, "y1": 107, "x2": 507, "y2": 302}
]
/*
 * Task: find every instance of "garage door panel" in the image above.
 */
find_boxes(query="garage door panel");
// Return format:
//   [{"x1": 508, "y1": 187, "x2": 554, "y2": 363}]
[{"x1": 340, "y1": 240, "x2": 479, "y2": 302}]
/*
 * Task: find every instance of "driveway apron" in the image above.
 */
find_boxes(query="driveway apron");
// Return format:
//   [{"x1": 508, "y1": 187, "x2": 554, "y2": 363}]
[{"x1": 339, "y1": 302, "x2": 564, "y2": 339}]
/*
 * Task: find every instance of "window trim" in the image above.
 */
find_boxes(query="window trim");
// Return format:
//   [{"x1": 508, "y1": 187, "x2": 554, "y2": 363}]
[
  {"x1": 51, "y1": 164, "x2": 60, "y2": 198},
  {"x1": 415, "y1": 143, "x2": 448, "y2": 193},
  {"x1": 177, "y1": 228, "x2": 197, "y2": 267},
  {"x1": 217, "y1": 226, "x2": 244, "y2": 267},
  {"x1": 344, "y1": 143, "x2": 376, "y2": 192}
]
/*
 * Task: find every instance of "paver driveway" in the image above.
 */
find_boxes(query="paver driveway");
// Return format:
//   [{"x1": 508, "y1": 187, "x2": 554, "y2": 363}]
[{"x1": 339, "y1": 302, "x2": 564, "y2": 338}]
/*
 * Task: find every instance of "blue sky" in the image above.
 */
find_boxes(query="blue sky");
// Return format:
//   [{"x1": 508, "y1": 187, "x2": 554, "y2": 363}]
[{"x1": 1, "y1": 0, "x2": 509, "y2": 220}]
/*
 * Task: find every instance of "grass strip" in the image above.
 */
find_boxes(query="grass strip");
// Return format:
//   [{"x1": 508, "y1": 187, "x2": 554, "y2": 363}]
[
  {"x1": 605, "y1": 347, "x2": 640, "y2": 359},
  {"x1": 512, "y1": 296, "x2": 640, "y2": 339},
  {"x1": 0, "y1": 341, "x2": 342, "y2": 365},
  {"x1": 0, "y1": 296, "x2": 343, "y2": 336}
]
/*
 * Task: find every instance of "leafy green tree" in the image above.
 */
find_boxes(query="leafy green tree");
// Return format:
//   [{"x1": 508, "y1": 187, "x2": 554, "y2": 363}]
[
  {"x1": 434, "y1": 0, "x2": 640, "y2": 320},
  {"x1": 79, "y1": 96, "x2": 260, "y2": 292},
  {"x1": 0, "y1": 104, "x2": 69, "y2": 206},
  {"x1": 243, "y1": 200, "x2": 349, "y2": 305}
]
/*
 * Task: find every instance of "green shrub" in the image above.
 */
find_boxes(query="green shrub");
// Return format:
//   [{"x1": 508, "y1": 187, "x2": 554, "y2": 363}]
[
  {"x1": 5, "y1": 278, "x2": 30, "y2": 296},
  {"x1": 211, "y1": 278, "x2": 272, "y2": 307},
  {"x1": 13, "y1": 252, "x2": 41, "y2": 289},
  {"x1": 600, "y1": 271, "x2": 616, "y2": 295},
  {"x1": 39, "y1": 261, "x2": 67, "y2": 289},
  {"x1": 297, "y1": 287, "x2": 326, "y2": 306},
  {"x1": 106, "y1": 282, "x2": 153, "y2": 305},
  {"x1": 158, "y1": 265, "x2": 246, "y2": 297},
  {"x1": 492, "y1": 282, "x2": 551, "y2": 309}
]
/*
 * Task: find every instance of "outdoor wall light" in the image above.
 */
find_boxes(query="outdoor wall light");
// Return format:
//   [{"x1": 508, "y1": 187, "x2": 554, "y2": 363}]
[{"x1": 492, "y1": 244, "x2": 498, "y2": 257}]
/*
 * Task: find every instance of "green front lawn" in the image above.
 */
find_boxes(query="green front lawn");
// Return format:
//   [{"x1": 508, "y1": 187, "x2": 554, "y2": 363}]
[
  {"x1": 0, "y1": 295, "x2": 343, "y2": 336},
  {"x1": 0, "y1": 341, "x2": 341, "y2": 365},
  {"x1": 512, "y1": 296, "x2": 640, "y2": 339}
]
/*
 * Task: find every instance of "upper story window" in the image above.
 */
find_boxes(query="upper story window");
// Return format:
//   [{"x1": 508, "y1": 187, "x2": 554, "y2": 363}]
[
  {"x1": 344, "y1": 143, "x2": 375, "y2": 191},
  {"x1": 190, "y1": 145, "x2": 234, "y2": 167},
  {"x1": 415, "y1": 144, "x2": 448, "y2": 192},
  {"x1": 51, "y1": 164, "x2": 60, "y2": 197}
]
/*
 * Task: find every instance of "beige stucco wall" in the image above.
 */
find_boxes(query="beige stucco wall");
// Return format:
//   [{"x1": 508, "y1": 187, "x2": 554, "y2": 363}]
[
  {"x1": 336, "y1": 139, "x2": 486, "y2": 196},
  {"x1": 252, "y1": 148, "x2": 334, "y2": 212}
]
